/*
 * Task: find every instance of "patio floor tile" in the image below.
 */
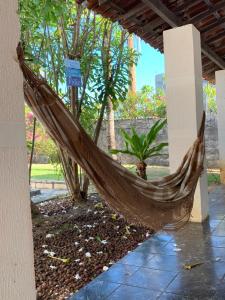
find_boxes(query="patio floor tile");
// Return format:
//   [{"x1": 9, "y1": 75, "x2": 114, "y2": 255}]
[
  {"x1": 70, "y1": 280, "x2": 119, "y2": 300},
  {"x1": 95, "y1": 263, "x2": 139, "y2": 284},
  {"x1": 126, "y1": 267, "x2": 178, "y2": 291},
  {"x1": 145, "y1": 254, "x2": 184, "y2": 272},
  {"x1": 106, "y1": 285, "x2": 161, "y2": 300},
  {"x1": 207, "y1": 235, "x2": 225, "y2": 247},
  {"x1": 159, "y1": 292, "x2": 188, "y2": 299},
  {"x1": 118, "y1": 250, "x2": 153, "y2": 267},
  {"x1": 166, "y1": 261, "x2": 225, "y2": 296}
]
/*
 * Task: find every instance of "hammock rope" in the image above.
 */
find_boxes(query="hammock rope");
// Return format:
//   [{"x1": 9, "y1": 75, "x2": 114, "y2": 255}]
[{"x1": 17, "y1": 44, "x2": 206, "y2": 230}]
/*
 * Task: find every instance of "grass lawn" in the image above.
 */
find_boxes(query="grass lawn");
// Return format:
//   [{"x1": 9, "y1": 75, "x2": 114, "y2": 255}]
[
  {"x1": 31, "y1": 164, "x2": 64, "y2": 180},
  {"x1": 31, "y1": 163, "x2": 221, "y2": 185}
]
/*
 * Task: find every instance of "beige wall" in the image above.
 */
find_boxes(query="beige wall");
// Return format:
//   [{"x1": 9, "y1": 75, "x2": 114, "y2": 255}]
[{"x1": 0, "y1": 1, "x2": 36, "y2": 299}]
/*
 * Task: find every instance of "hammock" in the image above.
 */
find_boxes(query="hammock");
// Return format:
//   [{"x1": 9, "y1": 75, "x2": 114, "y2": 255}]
[{"x1": 17, "y1": 45, "x2": 206, "y2": 230}]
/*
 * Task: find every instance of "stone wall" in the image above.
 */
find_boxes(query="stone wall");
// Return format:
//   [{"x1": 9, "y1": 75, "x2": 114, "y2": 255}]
[{"x1": 98, "y1": 113, "x2": 219, "y2": 168}]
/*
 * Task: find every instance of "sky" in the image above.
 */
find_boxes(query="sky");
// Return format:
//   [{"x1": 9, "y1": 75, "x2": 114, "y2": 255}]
[{"x1": 135, "y1": 39, "x2": 165, "y2": 91}]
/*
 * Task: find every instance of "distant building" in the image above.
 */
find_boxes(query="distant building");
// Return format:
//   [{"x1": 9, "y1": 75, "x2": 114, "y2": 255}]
[{"x1": 155, "y1": 73, "x2": 165, "y2": 92}]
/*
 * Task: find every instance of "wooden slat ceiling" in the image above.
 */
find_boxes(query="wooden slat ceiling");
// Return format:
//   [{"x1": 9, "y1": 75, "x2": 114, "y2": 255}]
[{"x1": 78, "y1": 0, "x2": 225, "y2": 81}]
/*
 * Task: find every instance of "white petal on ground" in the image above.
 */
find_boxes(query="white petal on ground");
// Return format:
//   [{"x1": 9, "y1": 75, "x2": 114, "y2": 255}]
[
  {"x1": 46, "y1": 234, "x2": 54, "y2": 239},
  {"x1": 50, "y1": 265, "x2": 57, "y2": 270},
  {"x1": 85, "y1": 252, "x2": 91, "y2": 258},
  {"x1": 75, "y1": 259, "x2": 81, "y2": 262},
  {"x1": 78, "y1": 248, "x2": 83, "y2": 252},
  {"x1": 74, "y1": 274, "x2": 81, "y2": 280},
  {"x1": 173, "y1": 248, "x2": 182, "y2": 252},
  {"x1": 103, "y1": 266, "x2": 109, "y2": 271},
  {"x1": 101, "y1": 240, "x2": 108, "y2": 244}
]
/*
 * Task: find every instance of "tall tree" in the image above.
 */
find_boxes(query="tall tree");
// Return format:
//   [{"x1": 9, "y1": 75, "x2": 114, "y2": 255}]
[{"x1": 19, "y1": 0, "x2": 137, "y2": 202}]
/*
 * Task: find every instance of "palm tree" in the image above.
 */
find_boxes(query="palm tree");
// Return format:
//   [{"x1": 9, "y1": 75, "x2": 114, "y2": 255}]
[{"x1": 111, "y1": 119, "x2": 168, "y2": 179}]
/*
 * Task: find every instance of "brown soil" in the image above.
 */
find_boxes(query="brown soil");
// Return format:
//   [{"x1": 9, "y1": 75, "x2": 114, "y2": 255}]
[{"x1": 34, "y1": 194, "x2": 152, "y2": 300}]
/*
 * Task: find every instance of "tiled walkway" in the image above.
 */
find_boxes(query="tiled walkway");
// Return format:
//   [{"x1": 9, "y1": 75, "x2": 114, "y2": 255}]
[{"x1": 71, "y1": 186, "x2": 225, "y2": 300}]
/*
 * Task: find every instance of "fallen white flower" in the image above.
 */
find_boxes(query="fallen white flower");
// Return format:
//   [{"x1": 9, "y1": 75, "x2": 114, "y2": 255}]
[
  {"x1": 50, "y1": 265, "x2": 57, "y2": 270},
  {"x1": 173, "y1": 248, "x2": 182, "y2": 252},
  {"x1": 74, "y1": 242, "x2": 79, "y2": 246},
  {"x1": 43, "y1": 250, "x2": 55, "y2": 256},
  {"x1": 42, "y1": 245, "x2": 48, "y2": 248},
  {"x1": 78, "y1": 248, "x2": 83, "y2": 252},
  {"x1": 85, "y1": 252, "x2": 91, "y2": 258},
  {"x1": 74, "y1": 274, "x2": 81, "y2": 280},
  {"x1": 101, "y1": 240, "x2": 108, "y2": 244},
  {"x1": 146, "y1": 232, "x2": 150, "y2": 237},
  {"x1": 75, "y1": 259, "x2": 81, "y2": 262},
  {"x1": 97, "y1": 251, "x2": 103, "y2": 254},
  {"x1": 103, "y1": 266, "x2": 108, "y2": 271},
  {"x1": 46, "y1": 234, "x2": 54, "y2": 239}
]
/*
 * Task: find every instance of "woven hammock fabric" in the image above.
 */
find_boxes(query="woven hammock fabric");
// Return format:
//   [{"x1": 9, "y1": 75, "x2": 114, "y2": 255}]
[{"x1": 18, "y1": 46, "x2": 206, "y2": 230}]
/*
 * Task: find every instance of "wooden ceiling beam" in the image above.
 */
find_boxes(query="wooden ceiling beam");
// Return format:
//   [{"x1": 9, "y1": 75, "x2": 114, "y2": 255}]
[
  {"x1": 201, "y1": 16, "x2": 225, "y2": 34},
  {"x1": 141, "y1": 0, "x2": 225, "y2": 69},
  {"x1": 207, "y1": 30, "x2": 225, "y2": 44},
  {"x1": 141, "y1": 0, "x2": 182, "y2": 27},
  {"x1": 119, "y1": 3, "x2": 146, "y2": 21},
  {"x1": 186, "y1": 1, "x2": 225, "y2": 24}
]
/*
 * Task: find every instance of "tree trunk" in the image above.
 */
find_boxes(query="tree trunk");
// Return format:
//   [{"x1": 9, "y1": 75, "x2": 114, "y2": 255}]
[
  {"x1": 107, "y1": 99, "x2": 117, "y2": 160},
  {"x1": 58, "y1": 86, "x2": 84, "y2": 203},
  {"x1": 136, "y1": 161, "x2": 147, "y2": 180},
  {"x1": 128, "y1": 35, "x2": 136, "y2": 93},
  {"x1": 82, "y1": 99, "x2": 107, "y2": 197}
]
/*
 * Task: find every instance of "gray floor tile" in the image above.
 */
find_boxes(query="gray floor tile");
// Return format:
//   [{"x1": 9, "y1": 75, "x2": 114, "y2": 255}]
[
  {"x1": 207, "y1": 236, "x2": 225, "y2": 247},
  {"x1": 70, "y1": 280, "x2": 119, "y2": 300},
  {"x1": 159, "y1": 293, "x2": 188, "y2": 300},
  {"x1": 166, "y1": 261, "x2": 225, "y2": 296},
  {"x1": 107, "y1": 285, "x2": 161, "y2": 300},
  {"x1": 96, "y1": 263, "x2": 139, "y2": 284},
  {"x1": 126, "y1": 267, "x2": 177, "y2": 291},
  {"x1": 145, "y1": 254, "x2": 184, "y2": 272},
  {"x1": 212, "y1": 221, "x2": 225, "y2": 236},
  {"x1": 118, "y1": 251, "x2": 153, "y2": 267}
]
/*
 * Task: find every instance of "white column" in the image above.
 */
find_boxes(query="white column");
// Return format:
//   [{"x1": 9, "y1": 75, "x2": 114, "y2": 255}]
[
  {"x1": 163, "y1": 24, "x2": 208, "y2": 222},
  {"x1": 0, "y1": 2, "x2": 36, "y2": 299},
  {"x1": 216, "y1": 70, "x2": 225, "y2": 184}
]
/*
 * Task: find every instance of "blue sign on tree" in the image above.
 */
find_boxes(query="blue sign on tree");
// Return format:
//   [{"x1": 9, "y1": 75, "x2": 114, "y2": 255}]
[{"x1": 65, "y1": 59, "x2": 82, "y2": 87}]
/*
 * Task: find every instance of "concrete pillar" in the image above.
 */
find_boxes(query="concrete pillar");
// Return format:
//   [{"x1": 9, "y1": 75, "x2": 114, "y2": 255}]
[
  {"x1": 163, "y1": 24, "x2": 208, "y2": 222},
  {"x1": 0, "y1": 2, "x2": 36, "y2": 299},
  {"x1": 216, "y1": 70, "x2": 225, "y2": 184}
]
